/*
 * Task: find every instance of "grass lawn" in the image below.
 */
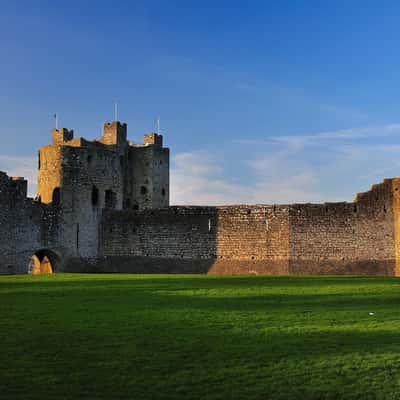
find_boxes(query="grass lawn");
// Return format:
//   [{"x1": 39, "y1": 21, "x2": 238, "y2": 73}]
[{"x1": 1, "y1": 274, "x2": 400, "y2": 399}]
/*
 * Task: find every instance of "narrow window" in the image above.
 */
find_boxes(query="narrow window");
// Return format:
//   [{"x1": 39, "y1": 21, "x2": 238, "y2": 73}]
[
  {"x1": 38, "y1": 151, "x2": 41, "y2": 169},
  {"x1": 52, "y1": 187, "x2": 61, "y2": 206},
  {"x1": 140, "y1": 186, "x2": 147, "y2": 195},
  {"x1": 76, "y1": 223, "x2": 80, "y2": 251},
  {"x1": 87, "y1": 155, "x2": 93, "y2": 164},
  {"x1": 161, "y1": 188, "x2": 166, "y2": 197},
  {"x1": 92, "y1": 186, "x2": 99, "y2": 206}
]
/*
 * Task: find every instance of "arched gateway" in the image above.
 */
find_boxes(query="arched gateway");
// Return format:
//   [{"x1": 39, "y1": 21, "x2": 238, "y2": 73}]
[{"x1": 29, "y1": 249, "x2": 61, "y2": 274}]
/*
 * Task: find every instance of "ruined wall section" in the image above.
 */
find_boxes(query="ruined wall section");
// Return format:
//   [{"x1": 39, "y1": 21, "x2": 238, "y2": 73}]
[
  {"x1": 96, "y1": 205, "x2": 289, "y2": 274},
  {"x1": 288, "y1": 180, "x2": 396, "y2": 275},
  {"x1": 0, "y1": 172, "x2": 59, "y2": 274}
]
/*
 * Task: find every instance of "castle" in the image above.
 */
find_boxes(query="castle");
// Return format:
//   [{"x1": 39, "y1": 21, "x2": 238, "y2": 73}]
[{"x1": 1, "y1": 120, "x2": 400, "y2": 276}]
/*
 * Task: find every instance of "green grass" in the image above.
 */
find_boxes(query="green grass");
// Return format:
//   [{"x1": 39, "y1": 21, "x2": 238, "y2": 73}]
[{"x1": 1, "y1": 274, "x2": 400, "y2": 399}]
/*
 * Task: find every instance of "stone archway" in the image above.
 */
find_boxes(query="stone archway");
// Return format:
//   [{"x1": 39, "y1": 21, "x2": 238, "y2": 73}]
[{"x1": 29, "y1": 249, "x2": 61, "y2": 274}]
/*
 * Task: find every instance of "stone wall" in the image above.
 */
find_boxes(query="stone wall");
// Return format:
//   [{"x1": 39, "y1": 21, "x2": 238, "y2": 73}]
[
  {"x1": 93, "y1": 180, "x2": 400, "y2": 276},
  {"x1": 213, "y1": 205, "x2": 289, "y2": 274},
  {"x1": 94, "y1": 205, "x2": 290, "y2": 274}
]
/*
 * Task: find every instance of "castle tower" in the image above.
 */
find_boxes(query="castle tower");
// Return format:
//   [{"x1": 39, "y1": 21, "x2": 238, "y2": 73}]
[{"x1": 35, "y1": 121, "x2": 170, "y2": 259}]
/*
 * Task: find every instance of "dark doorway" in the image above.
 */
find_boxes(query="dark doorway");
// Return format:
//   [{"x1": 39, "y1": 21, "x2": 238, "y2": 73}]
[
  {"x1": 29, "y1": 249, "x2": 61, "y2": 274},
  {"x1": 52, "y1": 187, "x2": 61, "y2": 206}
]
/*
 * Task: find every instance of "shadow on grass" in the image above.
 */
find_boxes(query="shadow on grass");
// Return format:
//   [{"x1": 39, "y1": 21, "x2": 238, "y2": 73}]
[{"x1": 2, "y1": 273, "x2": 400, "y2": 289}]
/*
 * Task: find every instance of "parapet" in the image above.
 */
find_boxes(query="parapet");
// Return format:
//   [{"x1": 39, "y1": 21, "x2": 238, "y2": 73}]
[
  {"x1": 52, "y1": 128, "x2": 74, "y2": 145},
  {"x1": 144, "y1": 133, "x2": 163, "y2": 147}
]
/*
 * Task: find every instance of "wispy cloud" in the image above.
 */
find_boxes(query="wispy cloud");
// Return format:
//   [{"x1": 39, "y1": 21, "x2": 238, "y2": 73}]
[
  {"x1": 170, "y1": 151, "x2": 249, "y2": 205},
  {"x1": 236, "y1": 123, "x2": 400, "y2": 150},
  {"x1": 171, "y1": 123, "x2": 400, "y2": 205},
  {"x1": 170, "y1": 150, "x2": 324, "y2": 205}
]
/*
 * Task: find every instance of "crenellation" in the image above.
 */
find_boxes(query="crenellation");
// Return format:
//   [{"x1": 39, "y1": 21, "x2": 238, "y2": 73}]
[
  {"x1": 52, "y1": 128, "x2": 74, "y2": 145},
  {"x1": 100, "y1": 121, "x2": 127, "y2": 148},
  {"x1": 144, "y1": 133, "x2": 163, "y2": 147}
]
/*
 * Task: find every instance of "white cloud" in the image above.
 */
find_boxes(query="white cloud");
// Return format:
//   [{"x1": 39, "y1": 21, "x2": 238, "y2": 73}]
[
  {"x1": 171, "y1": 151, "x2": 249, "y2": 205},
  {"x1": 170, "y1": 150, "x2": 324, "y2": 205},
  {"x1": 171, "y1": 123, "x2": 400, "y2": 205}
]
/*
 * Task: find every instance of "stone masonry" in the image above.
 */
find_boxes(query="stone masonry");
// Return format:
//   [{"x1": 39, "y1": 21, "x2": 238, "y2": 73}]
[{"x1": 0, "y1": 120, "x2": 399, "y2": 275}]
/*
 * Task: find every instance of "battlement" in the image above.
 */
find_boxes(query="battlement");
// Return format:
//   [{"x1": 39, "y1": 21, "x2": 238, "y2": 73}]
[
  {"x1": 144, "y1": 133, "x2": 163, "y2": 147},
  {"x1": 100, "y1": 121, "x2": 127, "y2": 147},
  {"x1": 52, "y1": 128, "x2": 74, "y2": 145}
]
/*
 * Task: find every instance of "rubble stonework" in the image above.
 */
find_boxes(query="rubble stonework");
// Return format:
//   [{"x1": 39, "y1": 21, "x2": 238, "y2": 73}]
[{"x1": 1, "y1": 121, "x2": 399, "y2": 275}]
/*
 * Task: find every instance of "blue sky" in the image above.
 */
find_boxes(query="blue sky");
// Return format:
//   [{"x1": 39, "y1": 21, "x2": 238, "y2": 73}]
[{"x1": 2, "y1": 1, "x2": 400, "y2": 204}]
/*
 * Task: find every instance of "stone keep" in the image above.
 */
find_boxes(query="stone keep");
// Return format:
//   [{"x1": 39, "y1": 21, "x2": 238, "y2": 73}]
[{"x1": 1, "y1": 120, "x2": 400, "y2": 276}]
